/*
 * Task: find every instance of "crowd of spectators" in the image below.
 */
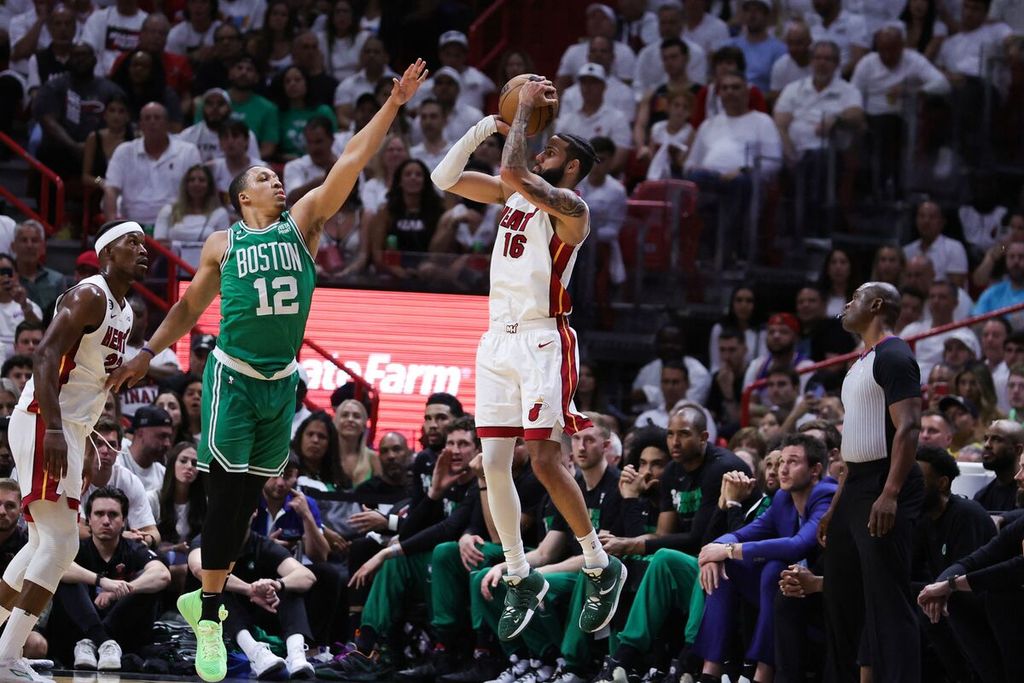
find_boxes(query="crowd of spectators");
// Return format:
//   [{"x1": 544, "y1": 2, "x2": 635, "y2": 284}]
[{"x1": 1, "y1": 0, "x2": 1024, "y2": 680}]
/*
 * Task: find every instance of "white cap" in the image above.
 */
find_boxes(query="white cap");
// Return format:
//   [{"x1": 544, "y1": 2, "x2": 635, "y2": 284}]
[
  {"x1": 586, "y1": 3, "x2": 616, "y2": 22},
  {"x1": 943, "y1": 328, "x2": 981, "y2": 358},
  {"x1": 576, "y1": 62, "x2": 607, "y2": 82},
  {"x1": 438, "y1": 30, "x2": 468, "y2": 48},
  {"x1": 433, "y1": 66, "x2": 463, "y2": 88}
]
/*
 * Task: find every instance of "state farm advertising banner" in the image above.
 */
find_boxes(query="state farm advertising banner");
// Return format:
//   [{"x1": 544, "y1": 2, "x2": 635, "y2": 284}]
[{"x1": 176, "y1": 285, "x2": 489, "y2": 445}]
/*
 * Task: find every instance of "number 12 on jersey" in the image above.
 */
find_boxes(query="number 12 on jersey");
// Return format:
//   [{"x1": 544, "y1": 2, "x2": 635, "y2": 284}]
[{"x1": 253, "y1": 276, "x2": 299, "y2": 316}]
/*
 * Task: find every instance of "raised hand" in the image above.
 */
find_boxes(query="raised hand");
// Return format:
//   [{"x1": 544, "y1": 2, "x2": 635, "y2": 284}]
[
  {"x1": 517, "y1": 80, "x2": 558, "y2": 110},
  {"x1": 389, "y1": 59, "x2": 429, "y2": 106}
]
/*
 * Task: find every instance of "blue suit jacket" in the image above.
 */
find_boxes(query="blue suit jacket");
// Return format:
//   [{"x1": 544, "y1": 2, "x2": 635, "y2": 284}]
[{"x1": 716, "y1": 479, "x2": 837, "y2": 565}]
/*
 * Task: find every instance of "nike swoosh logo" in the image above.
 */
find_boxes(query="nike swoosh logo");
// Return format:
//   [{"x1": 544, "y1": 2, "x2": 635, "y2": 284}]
[
  {"x1": 599, "y1": 584, "x2": 615, "y2": 595},
  {"x1": 538, "y1": 341, "x2": 554, "y2": 348}
]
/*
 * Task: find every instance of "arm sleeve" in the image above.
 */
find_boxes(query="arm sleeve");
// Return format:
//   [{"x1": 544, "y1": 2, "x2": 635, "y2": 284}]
[
  {"x1": 646, "y1": 460, "x2": 740, "y2": 555},
  {"x1": 966, "y1": 556, "x2": 1024, "y2": 592},
  {"x1": 430, "y1": 116, "x2": 497, "y2": 190},
  {"x1": 104, "y1": 144, "x2": 127, "y2": 188},
  {"x1": 615, "y1": 498, "x2": 651, "y2": 537},
  {"x1": 948, "y1": 239, "x2": 969, "y2": 274},
  {"x1": 397, "y1": 494, "x2": 444, "y2": 540},
  {"x1": 153, "y1": 204, "x2": 172, "y2": 240},
  {"x1": 938, "y1": 516, "x2": 1024, "y2": 583},
  {"x1": 873, "y1": 342, "x2": 922, "y2": 405}
]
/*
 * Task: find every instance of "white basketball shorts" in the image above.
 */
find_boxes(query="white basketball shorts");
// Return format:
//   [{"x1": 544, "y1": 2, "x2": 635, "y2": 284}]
[
  {"x1": 9, "y1": 408, "x2": 87, "y2": 519},
  {"x1": 475, "y1": 316, "x2": 592, "y2": 441}
]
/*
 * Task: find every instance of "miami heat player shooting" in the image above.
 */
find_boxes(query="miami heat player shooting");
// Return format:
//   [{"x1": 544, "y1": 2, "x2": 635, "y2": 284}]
[
  {"x1": 431, "y1": 78, "x2": 626, "y2": 640},
  {"x1": 0, "y1": 220, "x2": 146, "y2": 681}
]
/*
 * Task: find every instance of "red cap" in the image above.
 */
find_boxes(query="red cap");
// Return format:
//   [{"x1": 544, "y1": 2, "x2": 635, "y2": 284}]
[
  {"x1": 75, "y1": 251, "x2": 100, "y2": 270},
  {"x1": 767, "y1": 312, "x2": 800, "y2": 335}
]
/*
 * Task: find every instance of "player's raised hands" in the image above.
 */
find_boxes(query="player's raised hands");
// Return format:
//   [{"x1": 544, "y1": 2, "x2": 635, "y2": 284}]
[
  {"x1": 517, "y1": 80, "x2": 557, "y2": 109},
  {"x1": 389, "y1": 58, "x2": 429, "y2": 106},
  {"x1": 106, "y1": 352, "x2": 152, "y2": 392}
]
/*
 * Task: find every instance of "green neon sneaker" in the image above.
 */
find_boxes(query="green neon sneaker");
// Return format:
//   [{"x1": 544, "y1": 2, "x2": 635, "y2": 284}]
[
  {"x1": 578, "y1": 556, "x2": 627, "y2": 634},
  {"x1": 498, "y1": 570, "x2": 549, "y2": 641},
  {"x1": 194, "y1": 619, "x2": 228, "y2": 682},
  {"x1": 176, "y1": 589, "x2": 227, "y2": 633}
]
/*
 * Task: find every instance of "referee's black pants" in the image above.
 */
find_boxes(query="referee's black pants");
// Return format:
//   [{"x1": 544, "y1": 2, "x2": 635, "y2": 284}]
[{"x1": 823, "y1": 459, "x2": 923, "y2": 683}]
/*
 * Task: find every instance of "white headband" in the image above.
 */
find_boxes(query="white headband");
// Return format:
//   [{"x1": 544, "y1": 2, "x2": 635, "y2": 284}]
[{"x1": 95, "y1": 221, "x2": 144, "y2": 255}]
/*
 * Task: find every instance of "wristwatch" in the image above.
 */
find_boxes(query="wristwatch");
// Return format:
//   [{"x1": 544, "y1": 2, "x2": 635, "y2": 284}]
[
  {"x1": 947, "y1": 575, "x2": 959, "y2": 592},
  {"x1": 725, "y1": 543, "x2": 735, "y2": 560}
]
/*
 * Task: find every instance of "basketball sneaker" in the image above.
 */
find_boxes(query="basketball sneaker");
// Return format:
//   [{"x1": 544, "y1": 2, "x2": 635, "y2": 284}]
[
  {"x1": 0, "y1": 657, "x2": 55, "y2": 682},
  {"x1": 195, "y1": 619, "x2": 228, "y2": 682},
  {"x1": 176, "y1": 588, "x2": 228, "y2": 633},
  {"x1": 498, "y1": 571, "x2": 549, "y2": 641},
  {"x1": 578, "y1": 556, "x2": 627, "y2": 633}
]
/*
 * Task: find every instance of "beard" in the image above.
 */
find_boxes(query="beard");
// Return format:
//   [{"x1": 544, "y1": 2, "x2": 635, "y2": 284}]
[{"x1": 538, "y1": 163, "x2": 566, "y2": 186}]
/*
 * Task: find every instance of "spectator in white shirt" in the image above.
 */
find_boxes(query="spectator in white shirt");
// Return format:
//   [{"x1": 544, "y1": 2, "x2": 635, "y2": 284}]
[
  {"x1": 809, "y1": 0, "x2": 869, "y2": 77},
  {"x1": 553, "y1": 63, "x2": 633, "y2": 173},
  {"x1": 0, "y1": 254, "x2": 41, "y2": 364},
  {"x1": 769, "y1": 19, "x2": 813, "y2": 105},
  {"x1": 166, "y1": 0, "x2": 220, "y2": 60},
  {"x1": 408, "y1": 99, "x2": 451, "y2": 172},
  {"x1": 685, "y1": 69, "x2": 782, "y2": 263},
  {"x1": 631, "y1": 321, "x2": 713, "y2": 408},
  {"x1": 153, "y1": 164, "x2": 230, "y2": 268},
  {"x1": 178, "y1": 87, "x2": 259, "y2": 162},
  {"x1": 103, "y1": 102, "x2": 202, "y2": 225},
  {"x1": 561, "y1": 36, "x2": 638, "y2": 121},
  {"x1": 283, "y1": 116, "x2": 337, "y2": 204},
  {"x1": 937, "y1": 0, "x2": 1012, "y2": 81},
  {"x1": 901, "y1": 279, "x2": 972, "y2": 379},
  {"x1": 682, "y1": 0, "x2": 731, "y2": 55},
  {"x1": 81, "y1": 0, "x2": 147, "y2": 76},
  {"x1": 774, "y1": 40, "x2": 864, "y2": 162},
  {"x1": 989, "y1": 0, "x2": 1024, "y2": 33},
  {"x1": 556, "y1": 3, "x2": 637, "y2": 91},
  {"x1": 332, "y1": 35, "x2": 394, "y2": 130},
  {"x1": 643, "y1": 89, "x2": 695, "y2": 181},
  {"x1": 433, "y1": 31, "x2": 496, "y2": 112},
  {"x1": 9, "y1": 0, "x2": 83, "y2": 77},
  {"x1": 117, "y1": 406, "x2": 172, "y2": 493},
  {"x1": 958, "y1": 171, "x2": 1009, "y2": 256},
  {"x1": 633, "y1": 2, "x2": 708, "y2": 96},
  {"x1": 219, "y1": 0, "x2": 265, "y2": 32},
  {"x1": 420, "y1": 66, "x2": 483, "y2": 145},
  {"x1": 901, "y1": 254, "x2": 974, "y2": 322},
  {"x1": 903, "y1": 199, "x2": 969, "y2": 287},
  {"x1": 208, "y1": 119, "x2": 266, "y2": 196},
  {"x1": 850, "y1": 25, "x2": 951, "y2": 117},
  {"x1": 579, "y1": 136, "x2": 628, "y2": 286},
  {"x1": 316, "y1": 0, "x2": 368, "y2": 82}
]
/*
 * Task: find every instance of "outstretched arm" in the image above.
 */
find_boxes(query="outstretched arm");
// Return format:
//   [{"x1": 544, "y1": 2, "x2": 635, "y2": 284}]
[
  {"x1": 499, "y1": 80, "x2": 589, "y2": 245},
  {"x1": 106, "y1": 232, "x2": 228, "y2": 392},
  {"x1": 290, "y1": 59, "x2": 428, "y2": 254},
  {"x1": 431, "y1": 115, "x2": 512, "y2": 204}
]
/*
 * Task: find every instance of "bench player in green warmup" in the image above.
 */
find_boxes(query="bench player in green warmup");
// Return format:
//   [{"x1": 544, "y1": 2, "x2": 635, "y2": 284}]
[{"x1": 108, "y1": 59, "x2": 427, "y2": 683}]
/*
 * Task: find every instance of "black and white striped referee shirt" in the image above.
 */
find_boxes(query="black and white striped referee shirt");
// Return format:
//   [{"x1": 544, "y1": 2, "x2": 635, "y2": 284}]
[{"x1": 840, "y1": 337, "x2": 921, "y2": 463}]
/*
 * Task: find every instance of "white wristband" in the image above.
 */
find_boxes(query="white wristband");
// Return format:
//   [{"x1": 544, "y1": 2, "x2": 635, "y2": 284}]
[{"x1": 430, "y1": 116, "x2": 499, "y2": 190}]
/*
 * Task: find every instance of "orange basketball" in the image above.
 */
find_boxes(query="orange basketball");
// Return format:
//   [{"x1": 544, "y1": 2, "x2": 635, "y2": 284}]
[{"x1": 498, "y1": 74, "x2": 557, "y2": 136}]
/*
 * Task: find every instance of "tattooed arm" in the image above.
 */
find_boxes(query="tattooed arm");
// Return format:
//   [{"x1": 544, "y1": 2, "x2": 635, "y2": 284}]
[{"x1": 499, "y1": 80, "x2": 590, "y2": 246}]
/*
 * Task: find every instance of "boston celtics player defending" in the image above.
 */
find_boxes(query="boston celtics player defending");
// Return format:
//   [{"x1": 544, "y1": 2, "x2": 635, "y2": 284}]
[{"x1": 108, "y1": 59, "x2": 427, "y2": 682}]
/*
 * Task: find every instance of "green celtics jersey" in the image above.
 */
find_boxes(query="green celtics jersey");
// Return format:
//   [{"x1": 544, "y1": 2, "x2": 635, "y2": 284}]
[{"x1": 217, "y1": 211, "x2": 315, "y2": 376}]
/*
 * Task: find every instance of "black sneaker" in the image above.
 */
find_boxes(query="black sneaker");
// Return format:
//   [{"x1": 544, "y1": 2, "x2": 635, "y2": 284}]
[
  {"x1": 322, "y1": 649, "x2": 390, "y2": 681},
  {"x1": 396, "y1": 649, "x2": 457, "y2": 681},
  {"x1": 440, "y1": 654, "x2": 505, "y2": 682},
  {"x1": 592, "y1": 656, "x2": 638, "y2": 683}
]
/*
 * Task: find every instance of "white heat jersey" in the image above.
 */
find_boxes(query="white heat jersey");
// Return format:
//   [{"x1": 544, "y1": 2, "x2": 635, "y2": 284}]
[
  {"x1": 17, "y1": 274, "x2": 133, "y2": 426},
  {"x1": 489, "y1": 192, "x2": 589, "y2": 323}
]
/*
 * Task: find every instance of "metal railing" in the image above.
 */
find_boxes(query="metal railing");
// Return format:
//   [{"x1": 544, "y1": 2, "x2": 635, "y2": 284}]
[
  {"x1": 0, "y1": 131, "x2": 64, "y2": 234},
  {"x1": 739, "y1": 300, "x2": 1024, "y2": 426},
  {"x1": 467, "y1": 0, "x2": 513, "y2": 76}
]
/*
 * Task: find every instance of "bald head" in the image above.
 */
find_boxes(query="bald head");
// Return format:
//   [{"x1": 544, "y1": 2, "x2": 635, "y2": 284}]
[
  {"x1": 861, "y1": 281, "x2": 901, "y2": 326},
  {"x1": 990, "y1": 419, "x2": 1024, "y2": 445},
  {"x1": 672, "y1": 404, "x2": 707, "y2": 433}
]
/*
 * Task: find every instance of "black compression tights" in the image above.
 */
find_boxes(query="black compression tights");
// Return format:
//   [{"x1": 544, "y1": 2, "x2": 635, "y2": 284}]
[{"x1": 200, "y1": 460, "x2": 270, "y2": 570}]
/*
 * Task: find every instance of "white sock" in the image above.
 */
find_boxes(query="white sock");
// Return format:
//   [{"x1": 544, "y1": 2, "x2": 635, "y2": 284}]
[
  {"x1": 286, "y1": 634, "x2": 306, "y2": 658},
  {"x1": 236, "y1": 629, "x2": 260, "y2": 660},
  {"x1": 0, "y1": 609, "x2": 38, "y2": 660},
  {"x1": 577, "y1": 529, "x2": 609, "y2": 569},
  {"x1": 482, "y1": 438, "x2": 529, "y2": 578}
]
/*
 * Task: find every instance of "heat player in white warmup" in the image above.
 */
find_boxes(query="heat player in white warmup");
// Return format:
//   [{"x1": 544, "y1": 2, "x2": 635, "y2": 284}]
[
  {"x1": 0, "y1": 220, "x2": 147, "y2": 681},
  {"x1": 431, "y1": 78, "x2": 627, "y2": 641}
]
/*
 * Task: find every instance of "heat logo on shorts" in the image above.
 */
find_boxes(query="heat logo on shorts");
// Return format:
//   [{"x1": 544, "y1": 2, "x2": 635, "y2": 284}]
[{"x1": 528, "y1": 401, "x2": 544, "y2": 422}]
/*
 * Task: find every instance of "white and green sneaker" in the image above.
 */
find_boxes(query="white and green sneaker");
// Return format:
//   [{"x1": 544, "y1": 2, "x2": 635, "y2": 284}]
[
  {"x1": 498, "y1": 571, "x2": 549, "y2": 641},
  {"x1": 578, "y1": 556, "x2": 627, "y2": 633}
]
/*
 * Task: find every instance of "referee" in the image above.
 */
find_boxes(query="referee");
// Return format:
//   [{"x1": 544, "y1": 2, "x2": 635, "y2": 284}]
[{"x1": 818, "y1": 282, "x2": 924, "y2": 682}]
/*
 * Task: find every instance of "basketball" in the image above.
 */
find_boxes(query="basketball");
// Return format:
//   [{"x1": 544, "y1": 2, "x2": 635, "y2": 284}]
[{"x1": 498, "y1": 74, "x2": 557, "y2": 136}]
